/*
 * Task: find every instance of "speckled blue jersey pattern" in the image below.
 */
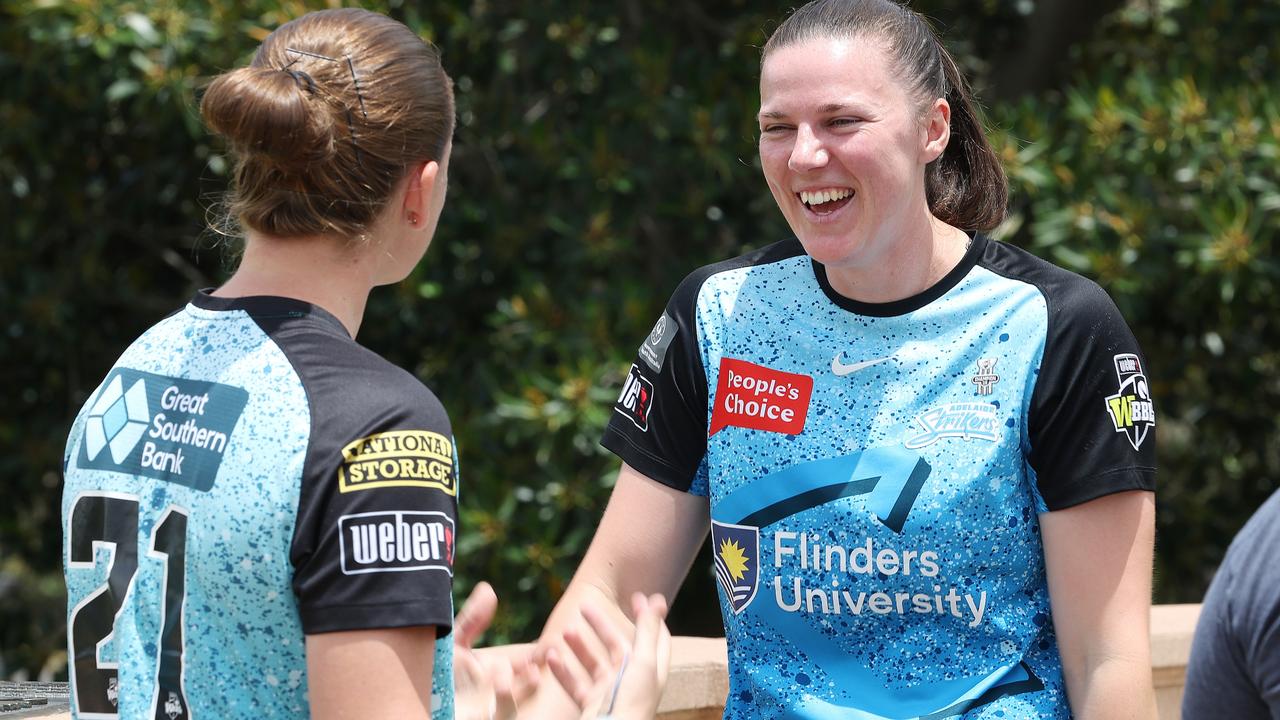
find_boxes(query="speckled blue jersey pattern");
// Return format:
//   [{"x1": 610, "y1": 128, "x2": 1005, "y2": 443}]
[
  {"x1": 63, "y1": 293, "x2": 457, "y2": 719},
  {"x1": 602, "y1": 235, "x2": 1156, "y2": 719}
]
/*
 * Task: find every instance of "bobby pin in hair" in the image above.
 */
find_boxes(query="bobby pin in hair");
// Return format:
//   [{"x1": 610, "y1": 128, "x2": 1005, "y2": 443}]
[{"x1": 283, "y1": 47, "x2": 370, "y2": 166}]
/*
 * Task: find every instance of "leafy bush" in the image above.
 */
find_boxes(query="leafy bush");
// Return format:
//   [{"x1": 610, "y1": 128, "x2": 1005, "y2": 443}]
[{"x1": 990, "y1": 0, "x2": 1280, "y2": 598}]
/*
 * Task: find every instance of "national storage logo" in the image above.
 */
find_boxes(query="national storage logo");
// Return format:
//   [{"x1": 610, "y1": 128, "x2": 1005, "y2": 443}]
[
  {"x1": 77, "y1": 368, "x2": 248, "y2": 491},
  {"x1": 338, "y1": 430, "x2": 456, "y2": 495}
]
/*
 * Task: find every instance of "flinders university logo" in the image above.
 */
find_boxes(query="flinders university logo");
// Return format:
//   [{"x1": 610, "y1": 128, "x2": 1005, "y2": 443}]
[
  {"x1": 78, "y1": 368, "x2": 248, "y2": 491},
  {"x1": 712, "y1": 520, "x2": 759, "y2": 614}
]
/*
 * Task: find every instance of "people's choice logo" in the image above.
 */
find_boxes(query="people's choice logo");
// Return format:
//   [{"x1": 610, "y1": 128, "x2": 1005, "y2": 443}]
[
  {"x1": 77, "y1": 368, "x2": 248, "y2": 491},
  {"x1": 85, "y1": 375, "x2": 150, "y2": 464},
  {"x1": 710, "y1": 358, "x2": 813, "y2": 436},
  {"x1": 1105, "y1": 353, "x2": 1155, "y2": 450}
]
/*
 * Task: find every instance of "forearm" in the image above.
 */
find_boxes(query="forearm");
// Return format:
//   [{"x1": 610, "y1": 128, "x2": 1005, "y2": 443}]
[
  {"x1": 520, "y1": 466, "x2": 708, "y2": 718},
  {"x1": 1065, "y1": 653, "x2": 1156, "y2": 720}
]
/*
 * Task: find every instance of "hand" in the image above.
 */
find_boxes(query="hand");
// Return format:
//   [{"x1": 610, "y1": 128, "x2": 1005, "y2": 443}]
[
  {"x1": 546, "y1": 593, "x2": 671, "y2": 720},
  {"x1": 453, "y1": 582, "x2": 541, "y2": 720}
]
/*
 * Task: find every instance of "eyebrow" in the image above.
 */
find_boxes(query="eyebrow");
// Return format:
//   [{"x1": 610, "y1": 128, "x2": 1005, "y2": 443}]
[{"x1": 757, "y1": 103, "x2": 859, "y2": 121}]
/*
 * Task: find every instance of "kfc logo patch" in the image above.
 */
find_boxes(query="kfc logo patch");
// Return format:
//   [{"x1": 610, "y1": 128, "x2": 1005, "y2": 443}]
[{"x1": 615, "y1": 364, "x2": 655, "y2": 431}]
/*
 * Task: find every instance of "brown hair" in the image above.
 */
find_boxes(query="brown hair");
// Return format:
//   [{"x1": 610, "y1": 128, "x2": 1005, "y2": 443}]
[
  {"x1": 763, "y1": 0, "x2": 1007, "y2": 231},
  {"x1": 201, "y1": 8, "x2": 454, "y2": 239}
]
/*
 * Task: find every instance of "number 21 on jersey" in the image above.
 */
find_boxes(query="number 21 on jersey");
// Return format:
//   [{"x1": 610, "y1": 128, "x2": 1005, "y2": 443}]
[{"x1": 67, "y1": 492, "x2": 190, "y2": 720}]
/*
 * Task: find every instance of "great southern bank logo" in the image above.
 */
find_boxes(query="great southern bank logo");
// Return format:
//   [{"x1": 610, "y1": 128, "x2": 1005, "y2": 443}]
[
  {"x1": 84, "y1": 375, "x2": 151, "y2": 464},
  {"x1": 77, "y1": 368, "x2": 249, "y2": 491}
]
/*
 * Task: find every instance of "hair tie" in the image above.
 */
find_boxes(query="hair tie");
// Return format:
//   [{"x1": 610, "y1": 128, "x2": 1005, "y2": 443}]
[{"x1": 282, "y1": 68, "x2": 317, "y2": 94}]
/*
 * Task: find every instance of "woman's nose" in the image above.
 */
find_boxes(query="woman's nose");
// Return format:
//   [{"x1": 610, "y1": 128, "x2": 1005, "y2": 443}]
[{"x1": 788, "y1": 125, "x2": 829, "y2": 172}]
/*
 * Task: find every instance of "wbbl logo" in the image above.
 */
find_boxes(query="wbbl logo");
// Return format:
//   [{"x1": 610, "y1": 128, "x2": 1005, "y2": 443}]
[
  {"x1": 339, "y1": 511, "x2": 455, "y2": 576},
  {"x1": 1105, "y1": 353, "x2": 1155, "y2": 450},
  {"x1": 712, "y1": 520, "x2": 759, "y2": 614}
]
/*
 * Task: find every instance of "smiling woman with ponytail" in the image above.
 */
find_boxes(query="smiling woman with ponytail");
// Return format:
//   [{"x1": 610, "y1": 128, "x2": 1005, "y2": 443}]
[{"x1": 528, "y1": 1, "x2": 1157, "y2": 718}]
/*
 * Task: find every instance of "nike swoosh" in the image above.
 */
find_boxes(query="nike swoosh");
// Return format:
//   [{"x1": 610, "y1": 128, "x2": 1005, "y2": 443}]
[{"x1": 831, "y1": 353, "x2": 895, "y2": 376}]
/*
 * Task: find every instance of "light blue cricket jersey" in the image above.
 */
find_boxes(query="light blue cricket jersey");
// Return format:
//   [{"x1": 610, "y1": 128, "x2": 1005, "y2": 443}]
[
  {"x1": 603, "y1": 235, "x2": 1156, "y2": 719},
  {"x1": 63, "y1": 292, "x2": 457, "y2": 719}
]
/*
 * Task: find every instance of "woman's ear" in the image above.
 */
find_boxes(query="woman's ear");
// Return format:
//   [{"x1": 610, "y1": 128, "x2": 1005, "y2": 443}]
[
  {"x1": 921, "y1": 97, "x2": 951, "y2": 164},
  {"x1": 401, "y1": 160, "x2": 440, "y2": 229}
]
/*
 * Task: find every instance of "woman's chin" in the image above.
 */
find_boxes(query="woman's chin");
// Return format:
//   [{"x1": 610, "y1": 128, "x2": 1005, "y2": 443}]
[{"x1": 794, "y1": 233, "x2": 868, "y2": 268}]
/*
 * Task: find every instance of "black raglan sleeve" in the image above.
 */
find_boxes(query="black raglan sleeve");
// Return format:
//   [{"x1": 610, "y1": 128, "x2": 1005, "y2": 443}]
[
  {"x1": 1026, "y1": 275, "x2": 1157, "y2": 510},
  {"x1": 600, "y1": 271, "x2": 712, "y2": 493},
  {"x1": 286, "y1": 336, "x2": 458, "y2": 635}
]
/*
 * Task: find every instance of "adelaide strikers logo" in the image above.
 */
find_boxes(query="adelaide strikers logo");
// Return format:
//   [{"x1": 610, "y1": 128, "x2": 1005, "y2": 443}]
[
  {"x1": 712, "y1": 520, "x2": 759, "y2": 614},
  {"x1": 1104, "y1": 353, "x2": 1155, "y2": 450}
]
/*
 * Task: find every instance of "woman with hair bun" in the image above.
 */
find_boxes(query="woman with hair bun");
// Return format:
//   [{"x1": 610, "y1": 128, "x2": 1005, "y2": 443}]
[
  {"x1": 532, "y1": 0, "x2": 1157, "y2": 718},
  {"x1": 59, "y1": 8, "x2": 531, "y2": 719}
]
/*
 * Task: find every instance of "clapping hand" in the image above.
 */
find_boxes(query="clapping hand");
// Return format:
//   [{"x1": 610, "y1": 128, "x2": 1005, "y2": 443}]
[
  {"x1": 453, "y1": 582, "x2": 542, "y2": 720},
  {"x1": 545, "y1": 593, "x2": 672, "y2": 720}
]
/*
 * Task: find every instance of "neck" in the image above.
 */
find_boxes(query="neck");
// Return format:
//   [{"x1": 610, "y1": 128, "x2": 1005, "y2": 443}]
[
  {"x1": 824, "y1": 215, "x2": 970, "y2": 304},
  {"x1": 214, "y1": 231, "x2": 376, "y2": 337}
]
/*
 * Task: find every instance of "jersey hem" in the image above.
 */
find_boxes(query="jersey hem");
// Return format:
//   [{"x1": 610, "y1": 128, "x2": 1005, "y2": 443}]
[
  {"x1": 1040, "y1": 466, "x2": 1155, "y2": 511},
  {"x1": 600, "y1": 427, "x2": 699, "y2": 494},
  {"x1": 301, "y1": 602, "x2": 454, "y2": 636}
]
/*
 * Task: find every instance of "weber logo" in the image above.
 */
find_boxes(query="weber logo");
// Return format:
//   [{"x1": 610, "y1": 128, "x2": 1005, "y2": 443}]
[{"x1": 339, "y1": 511, "x2": 455, "y2": 576}]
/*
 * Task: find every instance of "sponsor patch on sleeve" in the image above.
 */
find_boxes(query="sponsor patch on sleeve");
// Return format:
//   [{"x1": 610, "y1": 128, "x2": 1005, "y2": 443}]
[
  {"x1": 638, "y1": 312, "x2": 678, "y2": 372},
  {"x1": 339, "y1": 430, "x2": 457, "y2": 495},
  {"x1": 1104, "y1": 353, "x2": 1155, "y2": 450},
  {"x1": 614, "y1": 364, "x2": 655, "y2": 432},
  {"x1": 339, "y1": 510, "x2": 454, "y2": 575}
]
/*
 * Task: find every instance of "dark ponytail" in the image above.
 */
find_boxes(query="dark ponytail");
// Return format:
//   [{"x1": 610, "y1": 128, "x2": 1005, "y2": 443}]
[
  {"x1": 763, "y1": 0, "x2": 1008, "y2": 231},
  {"x1": 926, "y1": 42, "x2": 1007, "y2": 231}
]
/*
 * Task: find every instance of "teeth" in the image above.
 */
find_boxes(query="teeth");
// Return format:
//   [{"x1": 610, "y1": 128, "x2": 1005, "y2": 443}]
[{"x1": 800, "y1": 188, "x2": 852, "y2": 206}]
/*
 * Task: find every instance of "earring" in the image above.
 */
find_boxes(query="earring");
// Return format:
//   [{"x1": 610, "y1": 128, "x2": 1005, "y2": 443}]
[{"x1": 409, "y1": 213, "x2": 419, "y2": 226}]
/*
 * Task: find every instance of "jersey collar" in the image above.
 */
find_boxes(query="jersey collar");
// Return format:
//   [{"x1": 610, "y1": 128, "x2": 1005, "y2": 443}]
[{"x1": 811, "y1": 233, "x2": 988, "y2": 317}]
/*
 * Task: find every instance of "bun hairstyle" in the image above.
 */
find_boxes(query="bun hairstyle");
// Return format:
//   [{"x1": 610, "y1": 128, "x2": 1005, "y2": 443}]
[
  {"x1": 763, "y1": 0, "x2": 1008, "y2": 232},
  {"x1": 201, "y1": 8, "x2": 454, "y2": 239}
]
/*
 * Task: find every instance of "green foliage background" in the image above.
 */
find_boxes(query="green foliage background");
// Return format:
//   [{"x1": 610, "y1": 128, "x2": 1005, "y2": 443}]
[{"x1": 2, "y1": 0, "x2": 1277, "y2": 679}]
